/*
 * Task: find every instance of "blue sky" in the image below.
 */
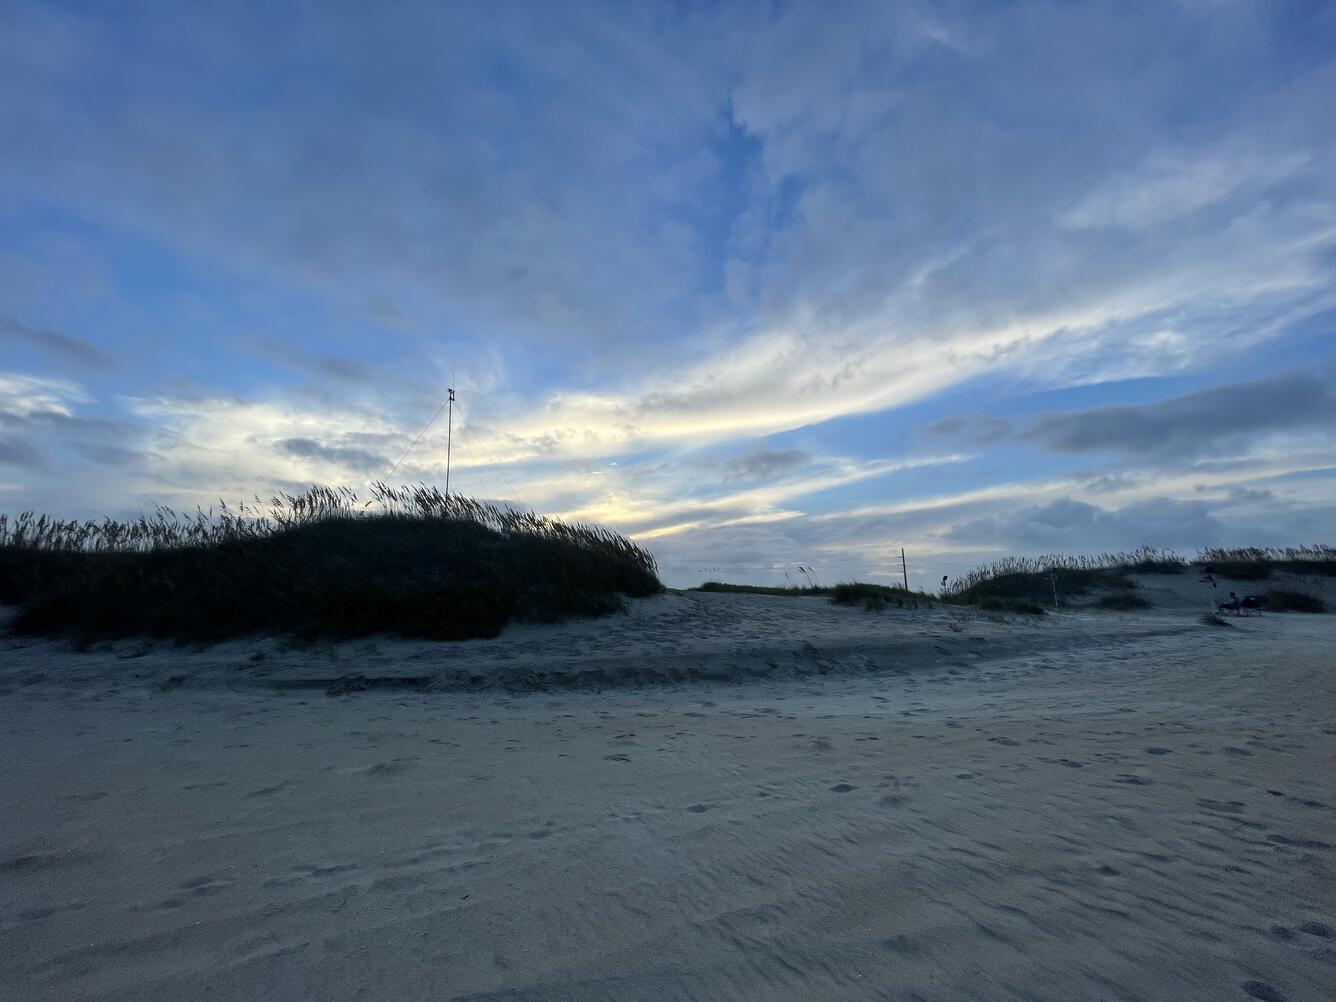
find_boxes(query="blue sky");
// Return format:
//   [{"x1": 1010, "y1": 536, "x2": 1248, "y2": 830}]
[{"x1": 2, "y1": 0, "x2": 1335, "y2": 587}]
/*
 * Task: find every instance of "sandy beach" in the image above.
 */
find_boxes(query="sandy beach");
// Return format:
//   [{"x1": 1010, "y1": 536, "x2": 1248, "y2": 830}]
[{"x1": 2, "y1": 588, "x2": 1334, "y2": 1001}]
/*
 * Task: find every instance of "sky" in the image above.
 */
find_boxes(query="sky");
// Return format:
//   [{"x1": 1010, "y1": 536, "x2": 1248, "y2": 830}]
[{"x1": 2, "y1": 0, "x2": 1335, "y2": 588}]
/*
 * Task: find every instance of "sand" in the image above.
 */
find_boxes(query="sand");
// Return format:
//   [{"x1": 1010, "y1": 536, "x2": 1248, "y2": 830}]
[{"x1": 1, "y1": 580, "x2": 1333, "y2": 1000}]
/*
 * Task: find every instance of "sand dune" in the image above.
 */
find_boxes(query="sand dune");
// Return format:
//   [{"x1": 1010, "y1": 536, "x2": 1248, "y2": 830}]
[{"x1": 1, "y1": 588, "x2": 1333, "y2": 1000}]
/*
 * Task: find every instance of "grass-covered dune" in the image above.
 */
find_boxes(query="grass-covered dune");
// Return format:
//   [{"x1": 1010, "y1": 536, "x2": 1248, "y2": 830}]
[
  {"x1": 946, "y1": 545, "x2": 1334, "y2": 613},
  {"x1": 0, "y1": 485, "x2": 661, "y2": 643},
  {"x1": 694, "y1": 545, "x2": 1334, "y2": 617}
]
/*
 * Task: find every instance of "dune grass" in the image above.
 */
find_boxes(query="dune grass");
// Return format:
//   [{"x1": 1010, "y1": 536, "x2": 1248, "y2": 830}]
[
  {"x1": 945, "y1": 544, "x2": 1333, "y2": 612},
  {"x1": 947, "y1": 561, "x2": 1136, "y2": 609},
  {"x1": 0, "y1": 485, "x2": 661, "y2": 643},
  {"x1": 691, "y1": 580, "x2": 938, "y2": 610},
  {"x1": 1199, "y1": 546, "x2": 1336, "y2": 580},
  {"x1": 828, "y1": 582, "x2": 937, "y2": 610},
  {"x1": 693, "y1": 582, "x2": 825, "y2": 596}
]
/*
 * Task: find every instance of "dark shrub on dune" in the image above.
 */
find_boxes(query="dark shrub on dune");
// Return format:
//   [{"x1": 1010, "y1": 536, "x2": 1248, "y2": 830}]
[
  {"x1": 694, "y1": 581, "x2": 824, "y2": 596},
  {"x1": 0, "y1": 485, "x2": 661, "y2": 643},
  {"x1": 950, "y1": 565, "x2": 1132, "y2": 608},
  {"x1": 1263, "y1": 590, "x2": 1327, "y2": 613},
  {"x1": 829, "y1": 582, "x2": 936, "y2": 610}
]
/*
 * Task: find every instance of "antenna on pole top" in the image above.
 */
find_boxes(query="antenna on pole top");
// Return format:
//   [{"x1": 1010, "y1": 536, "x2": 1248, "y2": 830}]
[{"x1": 445, "y1": 387, "x2": 456, "y2": 496}]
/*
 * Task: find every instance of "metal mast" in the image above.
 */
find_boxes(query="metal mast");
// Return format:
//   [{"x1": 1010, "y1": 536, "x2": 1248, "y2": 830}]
[{"x1": 445, "y1": 387, "x2": 455, "y2": 495}]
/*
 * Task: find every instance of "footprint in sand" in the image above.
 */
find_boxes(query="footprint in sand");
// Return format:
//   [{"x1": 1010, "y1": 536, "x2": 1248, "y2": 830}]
[
  {"x1": 1291, "y1": 797, "x2": 1329, "y2": 809},
  {"x1": 830, "y1": 783, "x2": 857, "y2": 793},
  {"x1": 686, "y1": 803, "x2": 713, "y2": 813},
  {"x1": 1144, "y1": 747, "x2": 1174, "y2": 755},
  {"x1": 246, "y1": 782, "x2": 290, "y2": 797},
  {"x1": 179, "y1": 875, "x2": 233, "y2": 896},
  {"x1": 17, "y1": 901, "x2": 88, "y2": 922},
  {"x1": 1298, "y1": 921, "x2": 1333, "y2": 939},
  {"x1": 365, "y1": 757, "x2": 418, "y2": 776},
  {"x1": 1241, "y1": 981, "x2": 1289, "y2": 1002},
  {"x1": 1198, "y1": 799, "x2": 1246, "y2": 814},
  {"x1": 1267, "y1": 833, "x2": 1334, "y2": 850}
]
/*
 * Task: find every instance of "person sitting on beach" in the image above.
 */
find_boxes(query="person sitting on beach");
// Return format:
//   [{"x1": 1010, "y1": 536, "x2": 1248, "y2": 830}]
[{"x1": 1220, "y1": 592, "x2": 1244, "y2": 616}]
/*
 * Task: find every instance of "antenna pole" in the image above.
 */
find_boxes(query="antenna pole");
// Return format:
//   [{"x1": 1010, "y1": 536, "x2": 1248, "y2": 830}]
[
  {"x1": 901, "y1": 547, "x2": 909, "y2": 591},
  {"x1": 445, "y1": 387, "x2": 455, "y2": 495}
]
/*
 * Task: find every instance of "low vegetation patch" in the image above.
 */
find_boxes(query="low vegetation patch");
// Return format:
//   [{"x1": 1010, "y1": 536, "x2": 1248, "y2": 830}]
[
  {"x1": 829, "y1": 581, "x2": 936, "y2": 611},
  {"x1": 692, "y1": 579, "x2": 936, "y2": 610},
  {"x1": 1200, "y1": 612, "x2": 1233, "y2": 627},
  {"x1": 0, "y1": 485, "x2": 662, "y2": 643},
  {"x1": 1263, "y1": 590, "x2": 1327, "y2": 613},
  {"x1": 693, "y1": 581, "x2": 824, "y2": 596}
]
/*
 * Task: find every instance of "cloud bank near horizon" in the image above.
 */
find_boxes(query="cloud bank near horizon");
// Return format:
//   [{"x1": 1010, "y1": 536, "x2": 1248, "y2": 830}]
[{"x1": 1, "y1": 1, "x2": 1334, "y2": 586}]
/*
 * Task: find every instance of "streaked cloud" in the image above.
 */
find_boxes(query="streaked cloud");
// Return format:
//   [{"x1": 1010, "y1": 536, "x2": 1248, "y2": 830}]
[
  {"x1": 1017, "y1": 370, "x2": 1336, "y2": 459},
  {"x1": 0, "y1": 313, "x2": 115, "y2": 372}
]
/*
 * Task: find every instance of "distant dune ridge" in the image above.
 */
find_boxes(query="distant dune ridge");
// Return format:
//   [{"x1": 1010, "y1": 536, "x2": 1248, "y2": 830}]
[
  {"x1": 0, "y1": 486, "x2": 1330, "y2": 644},
  {"x1": 700, "y1": 545, "x2": 1333, "y2": 617}
]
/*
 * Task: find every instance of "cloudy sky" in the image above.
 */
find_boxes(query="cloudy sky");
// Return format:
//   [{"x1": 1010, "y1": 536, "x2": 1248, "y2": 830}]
[{"x1": 2, "y1": 1, "x2": 1335, "y2": 587}]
